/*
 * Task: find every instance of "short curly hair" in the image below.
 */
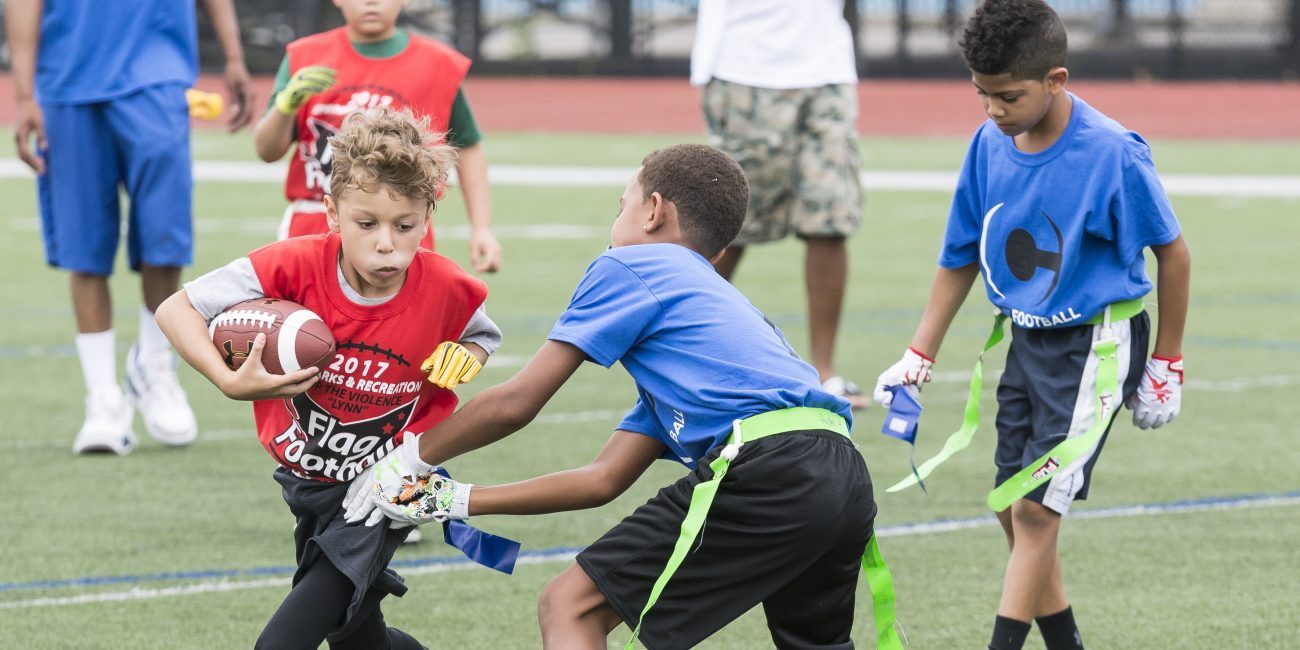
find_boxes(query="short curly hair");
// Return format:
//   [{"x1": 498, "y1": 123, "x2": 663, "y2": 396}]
[
  {"x1": 328, "y1": 107, "x2": 457, "y2": 208},
  {"x1": 638, "y1": 144, "x2": 749, "y2": 257},
  {"x1": 960, "y1": 0, "x2": 1067, "y2": 79}
]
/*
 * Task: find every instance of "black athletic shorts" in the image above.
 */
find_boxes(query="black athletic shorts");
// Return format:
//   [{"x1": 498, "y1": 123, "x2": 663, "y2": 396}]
[
  {"x1": 994, "y1": 312, "x2": 1149, "y2": 514},
  {"x1": 577, "y1": 429, "x2": 875, "y2": 649}
]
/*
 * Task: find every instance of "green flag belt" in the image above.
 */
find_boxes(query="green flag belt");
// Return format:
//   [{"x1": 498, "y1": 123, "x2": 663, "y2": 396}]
[
  {"x1": 627, "y1": 407, "x2": 903, "y2": 649},
  {"x1": 887, "y1": 299, "x2": 1143, "y2": 513}
]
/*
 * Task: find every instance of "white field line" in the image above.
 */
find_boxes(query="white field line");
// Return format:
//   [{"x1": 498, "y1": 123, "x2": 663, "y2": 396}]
[
  {"x1": 2, "y1": 493, "x2": 1295, "y2": 609},
  {"x1": 0, "y1": 368, "x2": 1295, "y2": 451},
  {"x1": 0, "y1": 408, "x2": 629, "y2": 450},
  {"x1": 1, "y1": 372, "x2": 1294, "y2": 451},
  {"x1": 0, "y1": 159, "x2": 1296, "y2": 197},
  {"x1": 0, "y1": 551, "x2": 580, "y2": 610},
  {"x1": 931, "y1": 369, "x2": 1300, "y2": 393},
  {"x1": 3, "y1": 216, "x2": 604, "y2": 240}
]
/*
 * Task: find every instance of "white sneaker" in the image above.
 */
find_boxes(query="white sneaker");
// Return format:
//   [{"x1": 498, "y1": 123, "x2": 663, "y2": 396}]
[
  {"x1": 402, "y1": 526, "x2": 423, "y2": 545},
  {"x1": 72, "y1": 385, "x2": 137, "y2": 455},
  {"x1": 126, "y1": 344, "x2": 198, "y2": 447},
  {"x1": 823, "y1": 375, "x2": 872, "y2": 411}
]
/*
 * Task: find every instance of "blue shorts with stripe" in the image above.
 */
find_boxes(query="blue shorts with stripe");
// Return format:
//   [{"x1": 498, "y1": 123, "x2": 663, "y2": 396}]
[
  {"x1": 994, "y1": 311, "x2": 1149, "y2": 514},
  {"x1": 37, "y1": 82, "x2": 193, "y2": 275}
]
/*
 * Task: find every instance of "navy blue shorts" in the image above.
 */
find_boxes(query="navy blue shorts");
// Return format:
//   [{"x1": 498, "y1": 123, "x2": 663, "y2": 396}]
[
  {"x1": 37, "y1": 82, "x2": 193, "y2": 275},
  {"x1": 994, "y1": 312, "x2": 1149, "y2": 514}
]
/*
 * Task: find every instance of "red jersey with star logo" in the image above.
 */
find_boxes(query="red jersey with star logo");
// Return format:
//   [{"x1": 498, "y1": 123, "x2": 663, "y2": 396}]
[
  {"x1": 247, "y1": 233, "x2": 486, "y2": 482},
  {"x1": 283, "y1": 27, "x2": 469, "y2": 203}
]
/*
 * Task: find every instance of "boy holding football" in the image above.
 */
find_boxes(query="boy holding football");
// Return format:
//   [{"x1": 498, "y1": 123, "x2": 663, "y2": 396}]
[
  {"x1": 157, "y1": 107, "x2": 499, "y2": 648},
  {"x1": 253, "y1": 0, "x2": 502, "y2": 272}
]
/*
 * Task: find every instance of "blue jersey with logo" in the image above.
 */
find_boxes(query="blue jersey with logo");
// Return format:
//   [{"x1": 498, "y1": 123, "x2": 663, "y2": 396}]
[
  {"x1": 938, "y1": 94, "x2": 1181, "y2": 328},
  {"x1": 36, "y1": 0, "x2": 198, "y2": 104},
  {"x1": 549, "y1": 243, "x2": 852, "y2": 467}
]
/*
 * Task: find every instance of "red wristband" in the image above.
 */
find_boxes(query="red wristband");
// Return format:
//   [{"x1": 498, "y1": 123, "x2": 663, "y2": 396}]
[
  {"x1": 1151, "y1": 354, "x2": 1182, "y2": 363},
  {"x1": 907, "y1": 347, "x2": 936, "y2": 363}
]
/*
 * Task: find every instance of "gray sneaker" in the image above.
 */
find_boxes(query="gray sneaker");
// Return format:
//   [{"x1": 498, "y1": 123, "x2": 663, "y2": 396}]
[{"x1": 126, "y1": 343, "x2": 198, "y2": 447}]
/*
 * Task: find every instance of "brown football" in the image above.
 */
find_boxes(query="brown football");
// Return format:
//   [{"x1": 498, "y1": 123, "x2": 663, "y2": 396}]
[{"x1": 208, "y1": 298, "x2": 335, "y2": 375}]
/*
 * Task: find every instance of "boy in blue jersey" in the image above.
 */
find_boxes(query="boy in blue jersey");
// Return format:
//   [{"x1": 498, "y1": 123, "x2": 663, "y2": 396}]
[
  {"x1": 7, "y1": 0, "x2": 252, "y2": 455},
  {"x1": 343, "y1": 144, "x2": 892, "y2": 648},
  {"x1": 871, "y1": 1, "x2": 1190, "y2": 649}
]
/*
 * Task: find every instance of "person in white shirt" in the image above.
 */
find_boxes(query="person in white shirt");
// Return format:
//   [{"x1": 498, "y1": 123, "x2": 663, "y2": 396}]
[{"x1": 692, "y1": 0, "x2": 869, "y2": 409}]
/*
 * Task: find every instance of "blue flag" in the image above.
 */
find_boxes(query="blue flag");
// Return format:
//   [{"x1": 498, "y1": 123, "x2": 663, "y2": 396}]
[
  {"x1": 880, "y1": 385, "x2": 922, "y2": 443},
  {"x1": 432, "y1": 468, "x2": 521, "y2": 574},
  {"x1": 879, "y1": 386, "x2": 927, "y2": 493},
  {"x1": 443, "y1": 520, "x2": 520, "y2": 574}
]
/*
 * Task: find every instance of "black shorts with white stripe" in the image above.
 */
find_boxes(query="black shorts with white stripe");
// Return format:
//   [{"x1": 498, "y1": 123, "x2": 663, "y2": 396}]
[{"x1": 994, "y1": 312, "x2": 1149, "y2": 514}]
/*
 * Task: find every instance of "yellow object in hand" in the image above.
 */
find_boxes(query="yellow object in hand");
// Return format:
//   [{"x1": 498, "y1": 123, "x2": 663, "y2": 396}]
[
  {"x1": 421, "y1": 341, "x2": 484, "y2": 389},
  {"x1": 275, "y1": 66, "x2": 337, "y2": 115},
  {"x1": 185, "y1": 89, "x2": 224, "y2": 120}
]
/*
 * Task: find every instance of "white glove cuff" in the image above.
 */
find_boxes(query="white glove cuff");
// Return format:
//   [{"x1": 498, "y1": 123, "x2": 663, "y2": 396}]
[
  {"x1": 399, "y1": 433, "x2": 436, "y2": 475},
  {"x1": 904, "y1": 347, "x2": 935, "y2": 368},
  {"x1": 449, "y1": 482, "x2": 473, "y2": 520}
]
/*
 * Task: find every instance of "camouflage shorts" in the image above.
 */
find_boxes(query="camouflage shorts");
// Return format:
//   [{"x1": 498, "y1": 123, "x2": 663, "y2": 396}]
[{"x1": 702, "y1": 79, "x2": 862, "y2": 246}]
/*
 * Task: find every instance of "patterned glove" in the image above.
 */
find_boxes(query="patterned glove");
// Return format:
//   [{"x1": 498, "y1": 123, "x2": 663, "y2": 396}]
[
  {"x1": 421, "y1": 341, "x2": 483, "y2": 389},
  {"x1": 370, "y1": 472, "x2": 473, "y2": 527},
  {"x1": 343, "y1": 432, "x2": 435, "y2": 528},
  {"x1": 274, "y1": 66, "x2": 337, "y2": 115},
  {"x1": 873, "y1": 348, "x2": 936, "y2": 406},
  {"x1": 1128, "y1": 354, "x2": 1183, "y2": 430}
]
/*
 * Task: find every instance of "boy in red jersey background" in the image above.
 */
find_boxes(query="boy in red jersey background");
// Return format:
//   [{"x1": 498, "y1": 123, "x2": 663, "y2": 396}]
[
  {"x1": 157, "y1": 107, "x2": 499, "y2": 648},
  {"x1": 254, "y1": 0, "x2": 502, "y2": 273}
]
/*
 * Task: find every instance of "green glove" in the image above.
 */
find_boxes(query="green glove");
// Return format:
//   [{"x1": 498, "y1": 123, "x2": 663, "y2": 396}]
[{"x1": 274, "y1": 66, "x2": 337, "y2": 115}]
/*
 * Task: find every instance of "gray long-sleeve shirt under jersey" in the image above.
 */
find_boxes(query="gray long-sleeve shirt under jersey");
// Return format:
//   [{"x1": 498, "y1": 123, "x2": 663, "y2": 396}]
[{"x1": 183, "y1": 257, "x2": 502, "y2": 353}]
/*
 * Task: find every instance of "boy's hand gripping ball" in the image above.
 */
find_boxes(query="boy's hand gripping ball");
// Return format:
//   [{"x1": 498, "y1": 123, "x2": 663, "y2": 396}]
[{"x1": 208, "y1": 298, "x2": 335, "y2": 375}]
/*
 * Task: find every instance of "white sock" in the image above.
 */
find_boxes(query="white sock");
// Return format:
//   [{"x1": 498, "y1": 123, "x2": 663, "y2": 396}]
[
  {"x1": 76, "y1": 329, "x2": 118, "y2": 394},
  {"x1": 138, "y1": 306, "x2": 172, "y2": 357}
]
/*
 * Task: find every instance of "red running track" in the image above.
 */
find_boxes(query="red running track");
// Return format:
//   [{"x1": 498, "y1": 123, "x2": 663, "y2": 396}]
[{"x1": 2, "y1": 74, "x2": 1297, "y2": 140}]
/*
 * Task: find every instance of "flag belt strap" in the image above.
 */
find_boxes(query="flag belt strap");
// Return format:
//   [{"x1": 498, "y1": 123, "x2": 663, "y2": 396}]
[
  {"x1": 1083, "y1": 298, "x2": 1144, "y2": 325},
  {"x1": 886, "y1": 299, "x2": 1139, "y2": 511},
  {"x1": 729, "y1": 406, "x2": 850, "y2": 444},
  {"x1": 626, "y1": 407, "x2": 904, "y2": 650}
]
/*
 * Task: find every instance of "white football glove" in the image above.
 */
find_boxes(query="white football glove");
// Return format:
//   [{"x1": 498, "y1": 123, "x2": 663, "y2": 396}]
[
  {"x1": 370, "y1": 472, "x2": 473, "y2": 528},
  {"x1": 343, "y1": 432, "x2": 435, "y2": 528},
  {"x1": 1128, "y1": 354, "x2": 1183, "y2": 430},
  {"x1": 873, "y1": 348, "x2": 936, "y2": 406}
]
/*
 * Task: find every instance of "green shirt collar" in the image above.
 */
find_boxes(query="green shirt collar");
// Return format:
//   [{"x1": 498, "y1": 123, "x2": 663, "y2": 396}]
[{"x1": 352, "y1": 27, "x2": 409, "y2": 59}]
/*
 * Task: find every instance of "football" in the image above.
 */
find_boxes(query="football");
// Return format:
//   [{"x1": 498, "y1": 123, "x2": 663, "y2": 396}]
[{"x1": 208, "y1": 298, "x2": 335, "y2": 375}]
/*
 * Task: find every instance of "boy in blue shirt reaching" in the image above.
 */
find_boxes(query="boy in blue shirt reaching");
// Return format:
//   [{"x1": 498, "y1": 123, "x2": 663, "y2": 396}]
[
  {"x1": 871, "y1": 1, "x2": 1190, "y2": 648},
  {"x1": 344, "y1": 144, "x2": 899, "y2": 649}
]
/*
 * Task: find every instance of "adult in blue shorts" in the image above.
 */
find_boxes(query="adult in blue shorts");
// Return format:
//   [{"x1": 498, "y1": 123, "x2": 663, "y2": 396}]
[{"x1": 7, "y1": 0, "x2": 253, "y2": 454}]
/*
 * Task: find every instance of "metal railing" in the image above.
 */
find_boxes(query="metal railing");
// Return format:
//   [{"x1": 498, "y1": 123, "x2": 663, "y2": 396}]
[{"x1": 2, "y1": 1, "x2": 1296, "y2": 79}]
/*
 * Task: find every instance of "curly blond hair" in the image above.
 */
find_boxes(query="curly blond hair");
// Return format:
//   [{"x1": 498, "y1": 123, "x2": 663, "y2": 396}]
[{"x1": 328, "y1": 107, "x2": 457, "y2": 208}]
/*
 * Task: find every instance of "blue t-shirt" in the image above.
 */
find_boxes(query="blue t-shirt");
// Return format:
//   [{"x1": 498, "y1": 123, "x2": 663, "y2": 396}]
[
  {"x1": 549, "y1": 244, "x2": 852, "y2": 467},
  {"x1": 36, "y1": 0, "x2": 198, "y2": 104},
  {"x1": 938, "y1": 94, "x2": 1181, "y2": 329}
]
